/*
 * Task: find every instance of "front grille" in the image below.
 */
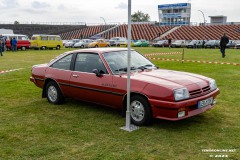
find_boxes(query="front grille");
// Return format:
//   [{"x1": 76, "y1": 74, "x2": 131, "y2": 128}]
[{"x1": 189, "y1": 85, "x2": 211, "y2": 98}]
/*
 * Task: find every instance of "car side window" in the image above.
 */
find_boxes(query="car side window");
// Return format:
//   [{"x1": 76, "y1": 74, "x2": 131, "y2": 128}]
[
  {"x1": 51, "y1": 54, "x2": 73, "y2": 70},
  {"x1": 74, "y1": 53, "x2": 108, "y2": 74}
]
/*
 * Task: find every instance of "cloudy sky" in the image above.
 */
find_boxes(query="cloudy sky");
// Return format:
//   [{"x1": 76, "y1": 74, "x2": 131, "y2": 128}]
[{"x1": 0, "y1": 0, "x2": 240, "y2": 25}]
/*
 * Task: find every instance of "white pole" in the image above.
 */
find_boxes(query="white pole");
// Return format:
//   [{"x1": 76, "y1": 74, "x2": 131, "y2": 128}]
[
  {"x1": 121, "y1": 0, "x2": 139, "y2": 132},
  {"x1": 126, "y1": 0, "x2": 132, "y2": 130}
]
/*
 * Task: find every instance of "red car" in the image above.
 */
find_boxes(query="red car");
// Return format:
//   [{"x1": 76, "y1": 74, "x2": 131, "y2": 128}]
[{"x1": 30, "y1": 48, "x2": 220, "y2": 126}]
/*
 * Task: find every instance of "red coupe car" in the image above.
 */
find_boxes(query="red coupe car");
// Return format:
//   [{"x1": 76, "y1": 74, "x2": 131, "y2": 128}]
[{"x1": 30, "y1": 48, "x2": 220, "y2": 125}]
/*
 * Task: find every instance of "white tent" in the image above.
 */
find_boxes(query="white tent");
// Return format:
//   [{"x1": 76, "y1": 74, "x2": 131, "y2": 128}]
[{"x1": 0, "y1": 29, "x2": 14, "y2": 34}]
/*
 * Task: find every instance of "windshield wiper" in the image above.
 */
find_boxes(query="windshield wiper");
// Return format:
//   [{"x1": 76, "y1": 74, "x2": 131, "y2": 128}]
[
  {"x1": 116, "y1": 66, "x2": 137, "y2": 72},
  {"x1": 137, "y1": 64, "x2": 156, "y2": 70}
]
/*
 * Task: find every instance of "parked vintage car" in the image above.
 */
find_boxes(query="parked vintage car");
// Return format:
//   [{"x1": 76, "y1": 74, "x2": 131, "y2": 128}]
[
  {"x1": 65, "y1": 39, "x2": 80, "y2": 48},
  {"x1": 171, "y1": 40, "x2": 186, "y2": 48},
  {"x1": 109, "y1": 37, "x2": 127, "y2": 46},
  {"x1": 186, "y1": 40, "x2": 203, "y2": 48},
  {"x1": 30, "y1": 48, "x2": 220, "y2": 126},
  {"x1": 204, "y1": 40, "x2": 220, "y2": 48},
  {"x1": 73, "y1": 39, "x2": 93, "y2": 48},
  {"x1": 152, "y1": 40, "x2": 168, "y2": 47},
  {"x1": 236, "y1": 43, "x2": 240, "y2": 49},
  {"x1": 226, "y1": 40, "x2": 236, "y2": 48},
  {"x1": 30, "y1": 34, "x2": 63, "y2": 50},
  {"x1": 133, "y1": 39, "x2": 149, "y2": 47},
  {"x1": 62, "y1": 40, "x2": 70, "y2": 46},
  {"x1": 3, "y1": 34, "x2": 31, "y2": 51},
  {"x1": 119, "y1": 40, "x2": 134, "y2": 47},
  {"x1": 88, "y1": 39, "x2": 110, "y2": 48}
]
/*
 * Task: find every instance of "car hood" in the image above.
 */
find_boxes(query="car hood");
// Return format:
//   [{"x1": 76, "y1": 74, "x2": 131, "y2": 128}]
[{"x1": 127, "y1": 69, "x2": 210, "y2": 90}]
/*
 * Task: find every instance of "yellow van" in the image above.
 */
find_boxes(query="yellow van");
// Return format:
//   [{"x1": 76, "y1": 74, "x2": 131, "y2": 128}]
[{"x1": 30, "y1": 34, "x2": 63, "y2": 50}]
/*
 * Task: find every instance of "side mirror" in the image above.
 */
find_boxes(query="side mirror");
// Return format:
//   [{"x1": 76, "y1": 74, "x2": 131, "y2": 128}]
[{"x1": 92, "y1": 69, "x2": 102, "y2": 77}]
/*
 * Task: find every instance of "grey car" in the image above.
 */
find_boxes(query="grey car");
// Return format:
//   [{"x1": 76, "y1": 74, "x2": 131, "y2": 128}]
[
  {"x1": 65, "y1": 39, "x2": 80, "y2": 48},
  {"x1": 73, "y1": 39, "x2": 93, "y2": 48}
]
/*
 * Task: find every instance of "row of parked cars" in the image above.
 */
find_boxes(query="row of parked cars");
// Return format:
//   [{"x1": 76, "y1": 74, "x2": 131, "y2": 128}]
[
  {"x1": 152, "y1": 39, "x2": 239, "y2": 49},
  {"x1": 64, "y1": 37, "x2": 240, "y2": 49},
  {"x1": 63, "y1": 37, "x2": 151, "y2": 48}
]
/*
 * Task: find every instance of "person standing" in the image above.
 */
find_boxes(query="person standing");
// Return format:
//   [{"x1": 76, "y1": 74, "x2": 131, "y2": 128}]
[
  {"x1": 0, "y1": 39, "x2": 2, "y2": 56},
  {"x1": 0, "y1": 35, "x2": 3, "y2": 56},
  {"x1": 12, "y1": 37, "x2": 18, "y2": 52},
  {"x1": 168, "y1": 38, "x2": 172, "y2": 48},
  {"x1": 220, "y1": 33, "x2": 229, "y2": 58},
  {"x1": 10, "y1": 37, "x2": 13, "y2": 51}
]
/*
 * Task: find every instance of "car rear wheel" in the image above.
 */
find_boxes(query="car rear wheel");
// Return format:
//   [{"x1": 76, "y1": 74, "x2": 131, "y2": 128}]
[
  {"x1": 56, "y1": 46, "x2": 60, "y2": 50},
  {"x1": 130, "y1": 95, "x2": 152, "y2": 126},
  {"x1": 81, "y1": 45, "x2": 84, "y2": 48},
  {"x1": 46, "y1": 81, "x2": 65, "y2": 104},
  {"x1": 41, "y1": 46, "x2": 46, "y2": 50}
]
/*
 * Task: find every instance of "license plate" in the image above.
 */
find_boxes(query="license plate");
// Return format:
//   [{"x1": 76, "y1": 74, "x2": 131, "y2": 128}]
[{"x1": 198, "y1": 97, "x2": 213, "y2": 108}]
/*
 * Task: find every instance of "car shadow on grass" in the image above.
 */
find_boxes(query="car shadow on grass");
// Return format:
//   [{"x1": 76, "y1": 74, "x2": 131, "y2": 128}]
[{"x1": 55, "y1": 99, "x2": 225, "y2": 130}]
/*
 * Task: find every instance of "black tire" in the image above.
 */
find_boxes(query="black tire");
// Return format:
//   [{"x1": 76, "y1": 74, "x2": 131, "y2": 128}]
[
  {"x1": 81, "y1": 45, "x2": 84, "y2": 48},
  {"x1": 56, "y1": 46, "x2": 60, "y2": 50},
  {"x1": 130, "y1": 95, "x2": 152, "y2": 126},
  {"x1": 21, "y1": 46, "x2": 26, "y2": 51},
  {"x1": 95, "y1": 45, "x2": 98, "y2": 48},
  {"x1": 41, "y1": 46, "x2": 46, "y2": 50},
  {"x1": 46, "y1": 81, "x2": 65, "y2": 104}
]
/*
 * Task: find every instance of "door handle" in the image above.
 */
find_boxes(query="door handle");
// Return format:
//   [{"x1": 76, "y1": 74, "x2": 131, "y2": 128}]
[{"x1": 72, "y1": 74, "x2": 79, "y2": 78}]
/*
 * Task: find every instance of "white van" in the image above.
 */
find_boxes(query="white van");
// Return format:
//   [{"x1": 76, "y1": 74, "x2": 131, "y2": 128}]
[
  {"x1": 109, "y1": 37, "x2": 127, "y2": 46},
  {"x1": 2, "y1": 34, "x2": 31, "y2": 51}
]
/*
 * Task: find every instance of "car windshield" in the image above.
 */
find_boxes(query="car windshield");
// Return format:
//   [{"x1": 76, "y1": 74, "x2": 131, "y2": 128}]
[{"x1": 102, "y1": 50, "x2": 156, "y2": 74}]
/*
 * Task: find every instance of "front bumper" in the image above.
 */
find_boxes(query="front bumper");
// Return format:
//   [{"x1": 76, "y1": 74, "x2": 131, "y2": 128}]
[{"x1": 149, "y1": 88, "x2": 220, "y2": 121}]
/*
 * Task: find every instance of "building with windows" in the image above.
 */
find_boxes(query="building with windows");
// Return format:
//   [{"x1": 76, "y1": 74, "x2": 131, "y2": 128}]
[
  {"x1": 209, "y1": 16, "x2": 227, "y2": 25},
  {"x1": 158, "y1": 3, "x2": 191, "y2": 26}
]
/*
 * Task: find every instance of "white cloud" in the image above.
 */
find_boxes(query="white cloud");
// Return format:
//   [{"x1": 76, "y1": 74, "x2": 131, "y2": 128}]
[
  {"x1": 115, "y1": 2, "x2": 128, "y2": 10},
  {"x1": 0, "y1": 0, "x2": 18, "y2": 8},
  {"x1": 31, "y1": 1, "x2": 50, "y2": 9}
]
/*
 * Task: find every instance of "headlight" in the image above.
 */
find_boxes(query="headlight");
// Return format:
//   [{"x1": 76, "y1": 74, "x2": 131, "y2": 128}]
[
  {"x1": 174, "y1": 88, "x2": 190, "y2": 101},
  {"x1": 209, "y1": 79, "x2": 217, "y2": 91}
]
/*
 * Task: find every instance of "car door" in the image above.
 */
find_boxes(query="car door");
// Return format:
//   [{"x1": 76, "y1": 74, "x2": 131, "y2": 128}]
[
  {"x1": 68, "y1": 53, "x2": 118, "y2": 107},
  {"x1": 46, "y1": 53, "x2": 74, "y2": 97}
]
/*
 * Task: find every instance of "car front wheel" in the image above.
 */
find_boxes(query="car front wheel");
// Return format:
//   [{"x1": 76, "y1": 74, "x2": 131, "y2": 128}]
[
  {"x1": 46, "y1": 81, "x2": 65, "y2": 104},
  {"x1": 130, "y1": 95, "x2": 152, "y2": 126}
]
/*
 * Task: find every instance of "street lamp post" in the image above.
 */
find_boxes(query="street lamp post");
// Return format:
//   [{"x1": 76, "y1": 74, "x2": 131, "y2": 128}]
[
  {"x1": 120, "y1": 0, "x2": 139, "y2": 132},
  {"x1": 100, "y1": 17, "x2": 106, "y2": 25},
  {"x1": 100, "y1": 17, "x2": 108, "y2": 39},
  {"x1": 198, "y1": 10, "x2": 206, "y2": 26}
]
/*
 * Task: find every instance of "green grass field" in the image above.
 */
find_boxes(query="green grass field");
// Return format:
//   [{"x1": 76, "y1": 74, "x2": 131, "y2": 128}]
[{"x1": 0, "y1": 47, "x2": 239, "y2": 159}]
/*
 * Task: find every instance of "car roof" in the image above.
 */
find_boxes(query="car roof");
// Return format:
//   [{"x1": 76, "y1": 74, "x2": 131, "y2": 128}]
[{"x1": 69, "y1": 47, "x2": 132, "y2": 54}]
